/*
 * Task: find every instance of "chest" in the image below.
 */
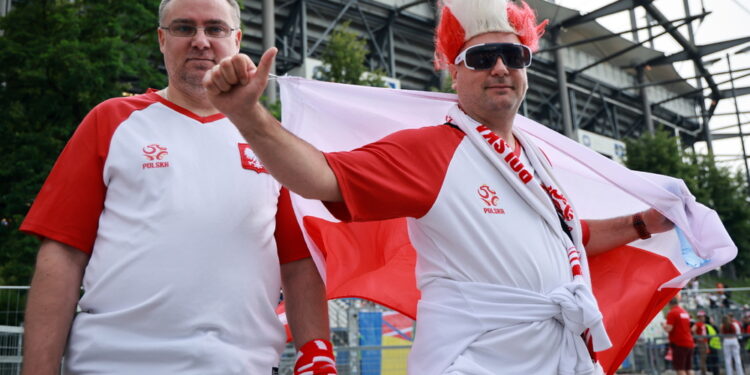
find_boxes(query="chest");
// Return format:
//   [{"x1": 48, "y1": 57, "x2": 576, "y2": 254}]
[{"x1": 101, "y1": 109, "x2": 278, "y2": 219}]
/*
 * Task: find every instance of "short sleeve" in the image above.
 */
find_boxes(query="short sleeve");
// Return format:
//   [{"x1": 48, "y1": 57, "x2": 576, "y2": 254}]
[
  {"x1": 20, "y1": 95, "x2": 156, "y2": 253},
  {"x1": 275, "y1": 187, "x2": 312, "y2": 264},
  {"x1": 322, "y1": 125, "x2": 464, "y2": 222},
  {"x1": 20, "y1": 107, "x2": 110, "y2": 253}
]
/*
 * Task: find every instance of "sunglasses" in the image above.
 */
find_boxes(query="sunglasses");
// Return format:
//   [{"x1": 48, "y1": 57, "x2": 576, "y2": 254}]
[{"x1": 454, "y1": 43, "x2": 533, "y2": 70}]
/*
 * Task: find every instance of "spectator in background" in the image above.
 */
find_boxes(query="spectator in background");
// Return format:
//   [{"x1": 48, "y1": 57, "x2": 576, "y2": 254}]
[
  {"x1": 664, "y1": 298, "x2": 695, "y2": 375},
  {"x1": 694, "y1": 311, "x2": 709, "y2": 375},
  {"x1": 721, "y1": 314, "x2": 745, "y2": 375},
  {"x1": 705, "y1": 316, "x2": 722, "y2": 375}
]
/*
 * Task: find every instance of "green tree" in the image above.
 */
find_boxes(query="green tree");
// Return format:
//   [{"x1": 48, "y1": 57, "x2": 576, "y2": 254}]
[
  {"x1": 318, "y1": 21, "x2": 384, "y2": 87},
  {"x1": 694, "y1": 156, "x2": 750, "y2": 278},
  {"x1": 624, "y1": 130, "x2": 750, "y2": 278},
  {"x1": 0, "y1": 0, "x2": 165, "y2": 284},
  {"x1": 624, "y1": 129, "x2": 701, "y2": 196}
]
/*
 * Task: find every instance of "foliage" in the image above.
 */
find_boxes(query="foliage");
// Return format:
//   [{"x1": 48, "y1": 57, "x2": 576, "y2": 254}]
[
  {"x1": 318, "y1": 21, "x2": 384, "y2": 87},
  {"x1": 623, "y1": 129, "x2": 701, "y2": 197},
  {"x1": 624, "y1": 129, "x2": 750, "y2": 279},
  {"x1": 0, "y1": 0, "x2": 165, "y2": 284}
]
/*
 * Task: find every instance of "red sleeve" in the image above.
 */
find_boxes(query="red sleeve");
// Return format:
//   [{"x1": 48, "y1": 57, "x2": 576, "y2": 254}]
[
  {"x1": 275, "y1": 187, "x2": 312, "y2": 264},
  {"x1": 322, "y1": 125, "x2": 465, "y2": 222},
  {"x1": 20, "y1": 95, "x2": 156, "y2": 254},
  {"x1": 580, "y1": 220, "x2": 590, "y2": 246}
]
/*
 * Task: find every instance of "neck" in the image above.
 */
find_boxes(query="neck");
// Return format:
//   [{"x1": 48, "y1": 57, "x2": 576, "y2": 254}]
[{"x1": 162, "y1": 83, "x2": 219, "y2": 117}]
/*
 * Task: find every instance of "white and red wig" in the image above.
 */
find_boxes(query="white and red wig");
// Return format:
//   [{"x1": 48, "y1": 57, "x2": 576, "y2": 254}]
[{"x1": 434, "y1": 0, "x2": 548, "y2": 69}]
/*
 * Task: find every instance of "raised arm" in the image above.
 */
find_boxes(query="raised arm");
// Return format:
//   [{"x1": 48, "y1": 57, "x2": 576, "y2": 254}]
[
  {"x1": 203, "y1": 48, "x2": 342, "y2": 202},
  {"x1": 22, "y1": 239, "x2": 89, "y2": 375},
  {"x1": 584, "y1": 208, "x2": 674, "y2": 256}
]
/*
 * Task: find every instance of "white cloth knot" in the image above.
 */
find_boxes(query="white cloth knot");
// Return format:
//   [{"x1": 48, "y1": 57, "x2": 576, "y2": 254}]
[{"x1": 549, "y1": 281, "x2": 612, "y2": 375}]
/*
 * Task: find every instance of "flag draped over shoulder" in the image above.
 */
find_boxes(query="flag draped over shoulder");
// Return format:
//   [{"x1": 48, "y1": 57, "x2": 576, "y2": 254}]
[{"x1": 277, "y1": 76, "x2": 736, "y2": 374}]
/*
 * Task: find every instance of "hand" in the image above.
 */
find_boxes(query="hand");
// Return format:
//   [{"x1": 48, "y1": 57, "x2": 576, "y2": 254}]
[
  {"x1": 295, "y1": 339, "x2": 337, "y2": 375},
  {"x1": 202, "y1": 48, "x2": 277, "y2": 120},
  {"x1": 641, "y1": 208, "x2": 674, "y2": 235}
]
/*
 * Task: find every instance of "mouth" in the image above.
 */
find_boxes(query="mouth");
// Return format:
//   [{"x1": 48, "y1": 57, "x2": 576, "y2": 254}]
[
  {"x1": 486, "y1": 84, "x2": 514, "y2": 91},
  {"x1": 186, "y1": 58, "x2": 216, "y2": 64}
]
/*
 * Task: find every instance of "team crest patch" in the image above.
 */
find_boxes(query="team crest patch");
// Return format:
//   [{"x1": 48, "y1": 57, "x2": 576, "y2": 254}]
[
  {"x1": 142, "y1": 144, "x2": 170, "y2": 169},
  {"x1": 478, "y1": 184, "x2": 505, "y2": 214},
  {"x1": 238, "y1": 143, "x2": 268, "y2": 174}
]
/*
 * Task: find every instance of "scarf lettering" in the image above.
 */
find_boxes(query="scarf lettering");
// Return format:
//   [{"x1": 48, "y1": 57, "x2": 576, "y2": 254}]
[{"x1": 477, "y1": 125, "x2": 533, "y2": 184}]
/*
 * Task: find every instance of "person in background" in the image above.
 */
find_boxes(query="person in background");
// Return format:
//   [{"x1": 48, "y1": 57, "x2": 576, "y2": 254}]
[
  {"x1": 721, "y1": 313, "x2": 745, "y2": 375},
  {"x1": 705, "y1": 315, "x2": 722, "y2": 375},
  {"x1": 664, "y1": 297, "x2": 695, "y2": 375},
  {"x1": 694, "y1": 311, "x2": 709, "y2": 375}
]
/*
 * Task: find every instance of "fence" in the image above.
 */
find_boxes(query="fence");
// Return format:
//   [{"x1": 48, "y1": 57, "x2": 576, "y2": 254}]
[
  {"x1": 3, "y1": 285, "x2": 750, "y2": 374},
  {"x1": 0, "y1": 287, "x2": 25, "y2": 375}
]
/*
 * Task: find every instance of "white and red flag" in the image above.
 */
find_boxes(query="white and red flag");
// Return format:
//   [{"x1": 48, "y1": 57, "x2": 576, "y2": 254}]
[{"x1": 277, "y1": 76, "x2": 736, "y2": 374}]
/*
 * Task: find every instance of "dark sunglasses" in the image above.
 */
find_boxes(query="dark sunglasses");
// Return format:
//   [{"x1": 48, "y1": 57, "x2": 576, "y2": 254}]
[{"x1": 454, "y1": 43, "x2": 533, "y2": 70}]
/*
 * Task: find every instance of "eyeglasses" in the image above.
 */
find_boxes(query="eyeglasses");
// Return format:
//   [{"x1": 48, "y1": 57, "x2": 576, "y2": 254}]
[
  {"x1": 454, "y1": 43, "x2": 532, "y2": 70},
  {"x1": 159, "y1": 23, "x2": 238, "y2": 38}
]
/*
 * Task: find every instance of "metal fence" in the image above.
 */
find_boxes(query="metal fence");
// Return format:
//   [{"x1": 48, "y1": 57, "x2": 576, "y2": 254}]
[
  {"x1": 3, "y1": 285, "x2": 750, "y2": 375},
  {"x1": 0, "y1": 287, "x2": 25, "y2": 375}
]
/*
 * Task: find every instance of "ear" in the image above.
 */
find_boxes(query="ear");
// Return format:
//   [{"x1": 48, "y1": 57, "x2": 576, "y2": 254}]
[
  {"x1": 448, "y1": 64, "x2": 458, "y2": 90},
  {"x1": 234, "y1": 29, "x2": 243, "y2": 51},
  {"x1": 158, "y1": 28, "x2": 166, "y2": 54}
]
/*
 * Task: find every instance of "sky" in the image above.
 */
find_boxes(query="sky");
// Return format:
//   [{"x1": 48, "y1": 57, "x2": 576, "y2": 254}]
[{"x1": 554, "y1": 0, "x2": 750, "y2": 175}]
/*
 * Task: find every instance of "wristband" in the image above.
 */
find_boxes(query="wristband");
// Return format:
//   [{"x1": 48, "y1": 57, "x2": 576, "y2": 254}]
[
  {"x1": 294, "y1": 339, "x2": 337, "y2": 375},
  {"x1": 632, "y1": 213, "x2": 651, "y2": 240}
]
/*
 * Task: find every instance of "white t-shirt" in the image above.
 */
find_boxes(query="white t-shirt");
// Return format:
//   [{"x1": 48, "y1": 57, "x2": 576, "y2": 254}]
[{"x1": 22, "y1": 91, "x2": 309, "y2": 374}]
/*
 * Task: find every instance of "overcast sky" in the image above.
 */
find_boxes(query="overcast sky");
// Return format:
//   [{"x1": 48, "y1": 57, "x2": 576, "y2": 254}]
[{"x1": 554, "y1": 0, "x2": 750, "y2": 173}]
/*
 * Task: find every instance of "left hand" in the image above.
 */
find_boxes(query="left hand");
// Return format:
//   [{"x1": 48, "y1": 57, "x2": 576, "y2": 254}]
[{"x1": 295, "y1": 339, "x2": 337, "y2": 375}]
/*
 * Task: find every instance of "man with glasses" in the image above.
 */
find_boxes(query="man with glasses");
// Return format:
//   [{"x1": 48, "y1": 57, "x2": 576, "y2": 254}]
[
  {"x1": 20, "y1": 0, "x2": 336, "y2": 374},
  {"x1": 202, "y1": 0, "x2": 674, "y2": 373}
]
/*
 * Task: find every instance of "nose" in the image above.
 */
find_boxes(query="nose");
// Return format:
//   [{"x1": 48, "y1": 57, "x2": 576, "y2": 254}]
[
  {"x1": 490, "y1": 56, "x2": 509, "y2": 76},
  {"x1": 190, "y1": 29, "x2": 211, "y2": 49}
]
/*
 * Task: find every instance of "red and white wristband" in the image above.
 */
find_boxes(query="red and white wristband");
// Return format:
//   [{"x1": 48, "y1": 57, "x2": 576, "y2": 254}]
[{"x1": 294, "y1": 339, "x2": 337, "y2": 375}]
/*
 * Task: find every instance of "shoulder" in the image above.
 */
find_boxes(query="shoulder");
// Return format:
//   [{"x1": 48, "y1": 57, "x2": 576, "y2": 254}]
[
  {"x1": 380, "y1": 123, "x2": 464, "y2": 143},
  {"x1": 90, "y1": 92, "x2": 161, "y2": 118},
  {"x1": 367, "y1": 124, "x2": 465, "y2": 156}
]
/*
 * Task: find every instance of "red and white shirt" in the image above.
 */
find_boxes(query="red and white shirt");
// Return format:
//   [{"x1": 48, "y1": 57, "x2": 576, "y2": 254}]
[
  {"x1": 323, "y1": 123, "x2": 583, "y2": 373},
  {"x1": 21, "y1": 91, "x2": 309, "y2": 374},
  {"x1": 324, "y1": 124, "x2": 572, "y2": 293},
  {"x1": 667, "y1": 305, "x2": 695, "y2": 348}
]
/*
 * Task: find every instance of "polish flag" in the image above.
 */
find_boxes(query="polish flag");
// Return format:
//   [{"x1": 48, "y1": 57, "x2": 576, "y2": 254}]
[{"x1": 277, "y1": 76, "x2": 736, "y2": 374}]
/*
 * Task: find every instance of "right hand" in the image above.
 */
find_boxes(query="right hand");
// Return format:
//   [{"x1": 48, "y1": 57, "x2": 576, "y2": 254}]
[{"x1": 202, "y1": 48, "x2": 278, "y2": 120}]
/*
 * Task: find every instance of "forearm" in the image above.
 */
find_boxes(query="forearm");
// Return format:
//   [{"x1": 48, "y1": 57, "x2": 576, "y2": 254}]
[
  {"x1": 280, "y1": 257, "x2": 329, "y2": 349},
  {"x1": 584, "y1": 208, "x2": 673, "y2": 256},
  {"x1": 229, "y1": 103, "x2": 341, "y2": 202},
  {"x1": 583, "y1": 215, "x2": 641, "y2": 256},
  {"x1": 22, "y1": 240, "x2": 88, "y2": 375}
]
